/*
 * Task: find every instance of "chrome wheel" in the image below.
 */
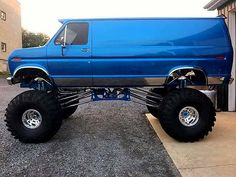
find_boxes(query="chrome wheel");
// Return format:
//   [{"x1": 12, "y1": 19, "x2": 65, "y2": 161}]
[
  {"x1": 22, "y1": 109, "x2": 42, "y2": 129},
  {"x1": 178, "y1": 106, "x2": 199, "y2": 127}
]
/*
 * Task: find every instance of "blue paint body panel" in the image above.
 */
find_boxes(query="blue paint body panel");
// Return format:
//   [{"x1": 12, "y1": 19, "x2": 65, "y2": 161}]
[{"x1": 8, "y1": 17, "x2": 233, "y2": 87}]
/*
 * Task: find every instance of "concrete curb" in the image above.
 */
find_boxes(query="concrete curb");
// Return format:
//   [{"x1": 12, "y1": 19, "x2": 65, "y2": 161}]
[{"x1": 146, "y1": 112, "x2": 236, "y2": 177}]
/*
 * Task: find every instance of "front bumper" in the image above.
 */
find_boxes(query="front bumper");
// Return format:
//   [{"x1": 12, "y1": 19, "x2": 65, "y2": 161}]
[{"x1": 6, "y1": 77, "x2": 13, "y2": 85}]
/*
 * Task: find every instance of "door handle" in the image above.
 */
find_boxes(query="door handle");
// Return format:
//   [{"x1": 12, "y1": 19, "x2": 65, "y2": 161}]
[{"x1": 81, "y1": 48, "x2": 90, "y2": 53}]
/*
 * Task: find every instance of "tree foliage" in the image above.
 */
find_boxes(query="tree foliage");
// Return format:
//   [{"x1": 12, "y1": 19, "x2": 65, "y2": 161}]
[{"x1": 22, "y1": 29, "x2": 50, "y2": 48}]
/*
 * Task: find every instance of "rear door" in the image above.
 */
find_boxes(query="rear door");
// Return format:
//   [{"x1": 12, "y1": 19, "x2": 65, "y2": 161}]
[{"x1": 47, "y1": 22, "x2": 92, "y2": 87}]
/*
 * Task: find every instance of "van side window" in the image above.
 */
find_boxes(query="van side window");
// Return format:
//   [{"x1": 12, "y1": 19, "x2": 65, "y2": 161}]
[{"x1": 55, "y1": 23, "x2": 88, "y2": 45}]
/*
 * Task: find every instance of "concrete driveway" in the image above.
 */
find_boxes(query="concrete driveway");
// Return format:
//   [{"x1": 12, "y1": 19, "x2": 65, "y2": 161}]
[
  {"x1": 147, "y1": 112, "x2": 236, "y2": 177},
  {"x1": 0, "y1": 77, "x2": 180, "y2": 177}
]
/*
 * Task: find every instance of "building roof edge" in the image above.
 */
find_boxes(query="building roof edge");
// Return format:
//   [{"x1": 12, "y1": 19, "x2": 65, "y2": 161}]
[{"x1": 204, "y1": 0, "x2": 229, "y2": 10}]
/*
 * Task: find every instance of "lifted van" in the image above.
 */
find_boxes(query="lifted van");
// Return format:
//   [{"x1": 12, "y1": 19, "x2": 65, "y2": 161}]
[{"x1": 5, "y1": 17, "x2": 234, "y2": 143}]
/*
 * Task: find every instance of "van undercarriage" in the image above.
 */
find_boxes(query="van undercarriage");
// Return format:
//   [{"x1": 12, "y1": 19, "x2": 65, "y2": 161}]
[{"x1": 5, "y1": 76, "x2": 217, "y2": 143}]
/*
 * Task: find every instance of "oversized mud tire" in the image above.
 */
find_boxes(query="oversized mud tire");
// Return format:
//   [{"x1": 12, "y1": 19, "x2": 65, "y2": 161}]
[
  {"x1": 146, "y1": 88, "x2": 167, "y2": 118},
  {"x1": 5, "y1": 90, "x2": 62, "y2": 143},
  {"x1": 61, "y1": 106, "x2": 78, "y2": 119},
  {"x1": 158, "y1": 88, "x2": 216, "y2": 142}
]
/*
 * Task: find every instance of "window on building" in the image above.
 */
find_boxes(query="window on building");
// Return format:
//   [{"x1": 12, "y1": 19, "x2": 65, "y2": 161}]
[
  {"x1": 55, "y1": 23, "x2": 89, "y2": 45},
  {"x1": 0, "y1": 11, "x2": 6, "y2": 21},
  {"x1": 1, "y1": 42, "x2": 7, "y2": 52}
]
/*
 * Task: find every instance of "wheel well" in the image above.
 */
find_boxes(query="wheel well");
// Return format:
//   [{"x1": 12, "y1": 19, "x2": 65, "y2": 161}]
[
  {"x1": 166, "y1": 68, "x2": 207, "y2": 86},
  {"x1": 13, "y1": 68, "x2": 50, "y2": 83}
]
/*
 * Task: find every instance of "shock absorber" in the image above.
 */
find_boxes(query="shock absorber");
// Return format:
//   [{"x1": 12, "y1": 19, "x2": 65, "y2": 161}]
[{"x1": 178, "y1": 76, "x2": 187, "y2": 88}]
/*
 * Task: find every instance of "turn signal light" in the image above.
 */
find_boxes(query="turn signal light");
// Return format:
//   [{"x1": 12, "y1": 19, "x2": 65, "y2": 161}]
[{"x1": 12, "y1": 58, "x2": 22, "y2": 62}]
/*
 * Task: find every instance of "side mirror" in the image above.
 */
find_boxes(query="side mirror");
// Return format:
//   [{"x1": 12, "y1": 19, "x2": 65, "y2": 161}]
[{"x1": 61, "y1": 44, "x2": 66, "y2": 56}]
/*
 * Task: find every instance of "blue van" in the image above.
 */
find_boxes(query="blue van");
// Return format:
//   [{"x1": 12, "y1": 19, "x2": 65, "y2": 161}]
[{"x1": 5, "y1": 17, "x2": 234, "y2": 143}]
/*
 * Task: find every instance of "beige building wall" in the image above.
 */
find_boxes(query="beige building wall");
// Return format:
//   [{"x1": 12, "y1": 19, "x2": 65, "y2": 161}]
[
  {"x1": 218, "y1": 1, "x2": 236, "y2": 24},
  {"x1": 217, "y1": 0, "x2": 236, "y2": 111},
  {"x1": 0, "y1": 0, "x2": 22, "y2": 72}
]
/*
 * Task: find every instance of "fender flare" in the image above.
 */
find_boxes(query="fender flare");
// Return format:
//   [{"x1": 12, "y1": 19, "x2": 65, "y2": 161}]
[{"x1": 13, "y1": 65, "x2": 49, "y2": 78}]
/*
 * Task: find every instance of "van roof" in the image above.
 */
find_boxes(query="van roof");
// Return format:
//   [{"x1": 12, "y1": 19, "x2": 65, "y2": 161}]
[{"x1": 58, "y1": 17, "x2": 224, "y2": 24}]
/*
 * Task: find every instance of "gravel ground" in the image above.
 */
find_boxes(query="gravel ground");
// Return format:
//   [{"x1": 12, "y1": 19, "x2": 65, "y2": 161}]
[{"x1": 0, "y1": 77, "x2": 180, "y2": 177}]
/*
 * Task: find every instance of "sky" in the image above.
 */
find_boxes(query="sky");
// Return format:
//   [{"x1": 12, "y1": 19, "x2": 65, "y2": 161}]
[{"x1": 18, "y1": 0, "x2": 217, "y2": 37}]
